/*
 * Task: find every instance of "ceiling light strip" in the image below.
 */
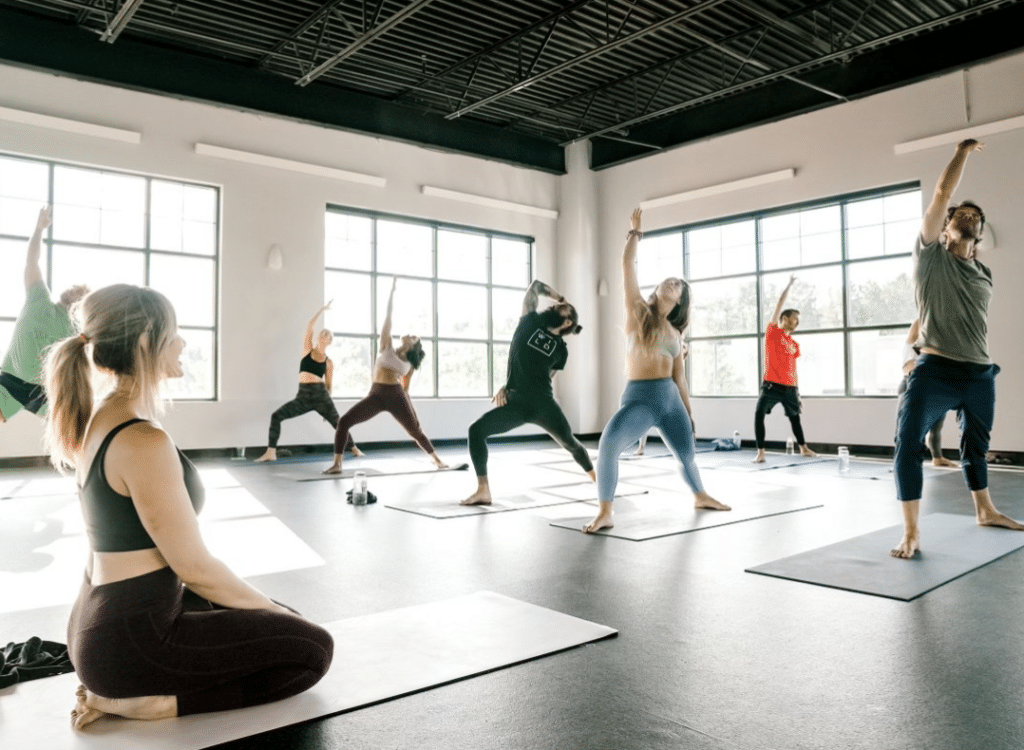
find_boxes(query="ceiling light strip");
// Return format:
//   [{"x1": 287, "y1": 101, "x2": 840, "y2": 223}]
[
  {"x1": 194, "y1": 143, "x2": 386, "y2": 187},
  {"x1": 894, "y1": 114, "x2": 1024, "y2": 155},
  {"x1": 639, "y1": 169, "x2": 795, "y2": 210},
  {"x1": 0, "y1": 105, "x2": 141, "y2": 144},
  {"x1": 421, "y1": 185, "x2": 558, "y2": 219}
]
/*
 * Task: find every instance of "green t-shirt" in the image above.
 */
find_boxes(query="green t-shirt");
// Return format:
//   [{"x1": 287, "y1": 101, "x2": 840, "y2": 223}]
[{"x1": 1, "y1": 281, "x2": 76, "y2": 384}]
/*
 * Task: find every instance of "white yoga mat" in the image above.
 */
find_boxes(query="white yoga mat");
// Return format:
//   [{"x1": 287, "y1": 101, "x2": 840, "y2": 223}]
[{"x1": 0, "y1": 591, "x2": 616, "y2": 749}]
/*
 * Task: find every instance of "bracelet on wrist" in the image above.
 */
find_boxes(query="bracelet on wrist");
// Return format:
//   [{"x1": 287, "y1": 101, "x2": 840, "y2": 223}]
[{"x1": 626, "y1": 229, "x2": 643, "y2": 240}]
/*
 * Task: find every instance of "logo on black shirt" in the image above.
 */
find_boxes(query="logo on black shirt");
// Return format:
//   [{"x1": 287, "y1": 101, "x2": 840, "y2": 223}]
[{"x1": 527, "y1": 329, "x2": 558, "y2": 357}]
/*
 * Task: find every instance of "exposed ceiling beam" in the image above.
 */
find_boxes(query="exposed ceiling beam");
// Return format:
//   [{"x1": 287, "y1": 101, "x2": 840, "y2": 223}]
[
  {"x1": 98, "y1": 0, "x2": 144, "y2": 43},
  {"x1": 444, "y1": 0, "x2": 732, "y2": 120},
  {"x1": 734, "y1": 0, "x2": 833, "y2": 55},
  {"x1": 296, "y1": 0, "x2": 440, "y2": 87},
  {"x1": 257, "y1": 0, "x2": 350, "y2": 69}
]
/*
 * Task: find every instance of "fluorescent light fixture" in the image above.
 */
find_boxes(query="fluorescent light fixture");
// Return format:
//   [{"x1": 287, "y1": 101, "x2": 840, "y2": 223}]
[
  {"x1": 0, "y1": 105, "x2": 141, "y2": 144},
  {"x1": 640, "y1": 168, "x2": 796, "y2": 210},
  {"x1": 421, "y1": 185, "x2": 558, "y2": 219},
  {"x1": 194, "y1": 143, "x2": 386, "y2": 187},
  {"x1": 894, "y1": 114, "x2": 1024, "y2": 155}
]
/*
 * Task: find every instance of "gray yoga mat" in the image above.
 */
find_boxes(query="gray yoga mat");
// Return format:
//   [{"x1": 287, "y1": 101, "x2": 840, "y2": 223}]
[
  {"x1": 0, "y1": 591, "x2": 616, "y2": 750},
  {"x1": 386, "y1": 491, "x2": 584, "y2": 518},
  {"x1": 550, "y1": 495, "x2": 822, "y2": 541},
  {"x1": 696, "y1": 454, "x2": 832, "y2": 472},
  {"x1": 280, "y1": 462, "x2": 470, "y2": 482},
  {"x1": 746, "y1": 512, "x2": 1024, "y2": 601},
  {"x1": 535, "y1": 482, "x2": 649, "y2": 501}
]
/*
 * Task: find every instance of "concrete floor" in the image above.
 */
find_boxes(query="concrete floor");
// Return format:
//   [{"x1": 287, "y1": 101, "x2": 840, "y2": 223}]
[{"x1": 3, "y1": 439, "x2": 1024, "y2": 750}]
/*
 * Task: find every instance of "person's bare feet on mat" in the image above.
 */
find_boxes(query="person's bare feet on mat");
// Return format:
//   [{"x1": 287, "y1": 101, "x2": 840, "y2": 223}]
[
  {"x1": 694, "y1": 492, "x2": 731, "y2": 511},
  {"x1": 583, "y1": 502, "x2": 614, "y2": 533},
  {"x1": 977, "y1": 510, "x2": 1024, "y2": 531},
  {"x1": 71, "y1": 685, "x2": 176, "y2": 730},
  {"x1": 461, "y1": 489, "x2": 492, "y2": 506},
  {"x1": 891, "y1": 531, "x2": 920, "y2": 559},
  {"x1": 753, "y1": 449, "x2": 766, "y2": 464}
]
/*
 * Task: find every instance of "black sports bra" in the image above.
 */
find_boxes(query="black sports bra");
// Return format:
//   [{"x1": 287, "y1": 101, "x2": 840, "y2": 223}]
[
  {"x1": 299, "y1": 351, "x2": 328, "y2": 378},
  {"x1": 79, "y1": 418, "x2": 205, "y2": 553}
]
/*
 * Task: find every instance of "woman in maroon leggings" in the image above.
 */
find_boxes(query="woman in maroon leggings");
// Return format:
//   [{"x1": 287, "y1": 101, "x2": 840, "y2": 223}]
[
  {"x1": 44, "y1": 285, "x2": 333, "y2": 731},
  {"x1": 323, "y1": 277, "x2": 447, "y2": 475}
]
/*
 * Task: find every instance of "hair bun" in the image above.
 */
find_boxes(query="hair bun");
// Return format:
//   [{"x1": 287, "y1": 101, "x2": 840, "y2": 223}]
[{"x1": 573, "y1": 324, "x2": 583, "y2": 334}]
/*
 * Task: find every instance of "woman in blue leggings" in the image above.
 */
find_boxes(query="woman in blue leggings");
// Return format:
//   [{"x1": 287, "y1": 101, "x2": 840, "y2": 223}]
[{"x1": 584, "y1": 209, "x2": 730, "y2": 533}]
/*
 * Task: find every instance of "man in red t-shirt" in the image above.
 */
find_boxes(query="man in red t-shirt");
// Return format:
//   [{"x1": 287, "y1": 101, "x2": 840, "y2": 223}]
[{"x1": 753, "y1": 274, "x2": 817, "y2": 463}]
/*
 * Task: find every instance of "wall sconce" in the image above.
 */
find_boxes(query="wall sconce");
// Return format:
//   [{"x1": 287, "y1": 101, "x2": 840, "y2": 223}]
[
  {"x1": 597, "y1": 278, "x2": 609, "y2": 296},
  {"x1": 267, "y1": 244, "x2": 283, "y2": 270}
]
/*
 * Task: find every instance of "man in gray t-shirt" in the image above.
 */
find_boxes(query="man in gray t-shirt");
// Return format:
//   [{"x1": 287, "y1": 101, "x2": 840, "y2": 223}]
[{"x1": 891, "y1": 139, "x2": 1024, "y2": 559}]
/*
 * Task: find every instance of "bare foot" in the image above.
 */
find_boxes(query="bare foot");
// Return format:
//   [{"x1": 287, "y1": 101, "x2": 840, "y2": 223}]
[
  {"x1": 800, "y1": 446, "x2": 818, "y2": 457},
  {"x1": 753, "y1": 450, "x2": 766, "y2": 464},
  {"x1": 931, "y1": 457, "x2": 957, "y2": 468},
  {"x1": 322, "y1": 465, "x2": 343, "y2": 475},
  {"x1": 891, "y1": 531, "x2": 919, "y2": 559},
  {"x1": 583, "y1": 508, "x2": 614, "y2": 533},
  {"x1": 694, "y1": 492, "x2": 731, "y2": 511},
  {"x1": 350, "y1": 446, "x2": 365, "y2": 457},
  {"x1": 434, "y1": 460, "x2": 450, "y2": 470},
  {"x1": 71, "y1": 685, "x2": 176, "y2": 730},
  {"x1": 253, "y1": 448, "x2": 276, "y2": 463},
  {"x1": 977, "y1": 511, "x2": 1024, "y2": 531},
  {"x1": 461, "y1": 489, "x2": 492, "y2": 506}
]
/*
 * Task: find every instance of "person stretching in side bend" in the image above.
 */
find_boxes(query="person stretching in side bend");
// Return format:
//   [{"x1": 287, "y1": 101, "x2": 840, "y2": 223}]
[
  {"x1": 254, "y1": 301, "x2": 362, "y2": 462},
  {"x1": 462, "y1": 279, "x2": 593, "y2": 505},
  {"x1": 892, "y1": 139, "x2": 1024, "y2": 559},
  {"x1": 584, "y1": 209, "x2": 729, "y2": 533},
  {"x1": 752, "y1": 274, "x2": 818, "y2": 463},
  {"x1": 899, "y1": 318, "x2": 957, "y2": 468},
  {"x1": 44, "y1": 285, "x2": 332, "y2": 730},
  {"x1": 323, "y1": 278, "x2": 447, "y2": 475}
]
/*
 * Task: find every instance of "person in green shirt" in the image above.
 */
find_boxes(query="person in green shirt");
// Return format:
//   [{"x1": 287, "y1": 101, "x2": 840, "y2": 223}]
[{"x1": 0, "y1": 206, "x2": 89, "y2": 422}]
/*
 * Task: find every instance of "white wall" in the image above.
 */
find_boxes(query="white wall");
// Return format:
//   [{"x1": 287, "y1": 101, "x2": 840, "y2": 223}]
[
  {"x1": 0, "y1": 63, "x2": 570, "y2": 458},
  {"x1": 595, "y1": 51, "x2": 1024, "y2": 452}
]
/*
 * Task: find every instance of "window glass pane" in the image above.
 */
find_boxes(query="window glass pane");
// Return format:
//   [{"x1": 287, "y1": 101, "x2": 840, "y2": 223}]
[
  {"x1": 327, "y1": 337, "x2": 372, "y2": 398},
  {"x1": 883, "y1": 219, "x2": 918, "y2": 256},
  {"x1": 183, "y1": 185, "x2": 217, "y2": 223},
  {"x1": 438, "y1": 229, "x2": 487, "y2": 282},
  {"x1": 492, "y1": 288, "x2": 522, "y2": 339},
  {"x1": 438, "y1": 341, "x2": 488, "y2": 397},
  {"x1": 377, "y1": 220, "x2": 432, "y2": 277},
  {"x1": 686, "y1": 220, "x2": 755, "y2": 280},
  {"x1": 884, "y1": 191, "x2": 920, "y2": 222},
  {"x1": 762, "y1": 206, "x2": 841, "y2": 269},
  {"x1": 407, "y1": 341, "x2": 434, "y2": 398},
  {"x1": 846, "y1": 225, "x2": 884, "y2": 260},
  {"x1": 150, "y1": 255, "x2": 216, "y2": 327},
  {"x1": 847, "y1": 197, "x2": 883, "y2": 228},
  {"x1": 52, "y1": 205, "x2": 100, "y2": 244},
  {"x1": 689, "y1": 276, "x2": 758, "y2": 337},
  {"x1": 491, "y1": 237, "x2": 530, "y2": 288},
  {"x1": 161, "y1": 328, "x2": 214, "y2": 400},
  {"x1": 324, "y1": 271, "x2": 372, "y2": 334},
  {"x1": 51, "y1": 245, "x2": 145, "y2": 292},
  {"x1": 100, "y1": 209, "x2": 145, "y2": 248},
  {"x1": 761, "y1": 212, "x2": 799, "y2": 241},
  {"x1": 849, "y1": 328, "x2": 906, "y2": 396},
  {"x1": 492, "y1": 342, "x2": 510, "y2": 392},
  {"x1": 637, "y1": 233, "x2": 682, "y2": 287},
  {"x1": 847, "y1": 257, "x2": 915, "y2": 327},
  {"x1": 53, "y1": 166, "x2": 101, "y2": 208},
  {"x1": 689, "y1": 338, "x2": 759, "y2": 396},
  {"x1": 0, "y1": 239, "x2": 40, "y2": 317},
  {"x1": 0, "y1": 157, "x2": 48, "y2": 200},
  {"x1": 788, "y1": 331, "x2": 844, "y2": 396},
  {"x1": 0, "y1": 197, "x2": 45, "y2": 237},
  {"x1": 182, "y1": 220, "x2": 216, "y2": 256},
  {"x1": 151, "y1": 181, "x2": 183, "y2": 217},
  {"x1": 760, "y1": 267, "x2": 843, "y2": 331},
  {"x1": 375, "y1": 277, "x2": 434, "y2": 338},
  {"x1": 438, "y1": 283, "x2": 487, "y2": 339},
  {"x1": 325, "y1": 212, "x2": 372, "y2": 271}
]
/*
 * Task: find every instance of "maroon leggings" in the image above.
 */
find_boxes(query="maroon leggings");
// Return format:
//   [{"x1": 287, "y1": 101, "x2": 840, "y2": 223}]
[
  {"x1": 333, "y1": 382, "x2": 435, "y2": 455},
  {"x1": 67, "y1": 567, "x2": 333, "y2": 716}
]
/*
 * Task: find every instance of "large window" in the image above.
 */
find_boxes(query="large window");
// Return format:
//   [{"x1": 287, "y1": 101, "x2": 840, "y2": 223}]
[
  {"x1": 642, "y1": 184, "x2": 920, "y2": 398},
  {"x1": 324, "y1": 208, "x2": 532, "y2": 398},
  {"x1": 0, "y1": 153, "x2": 219, "y2": 399}
]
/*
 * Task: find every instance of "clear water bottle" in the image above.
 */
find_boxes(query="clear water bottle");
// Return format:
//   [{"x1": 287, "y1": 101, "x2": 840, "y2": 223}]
[
  {"x1": 837, "y1": 446, "x2": 850, "y2": 475},
  {"x1": 786, "y1": 437, "x2": 795, "y2": 455},
  {"x1": 353, "y1": 470, "x2": 368, "y2": 505},
  {"x1": 732, "y1": 430, "x2": 741, "y2": 449}
]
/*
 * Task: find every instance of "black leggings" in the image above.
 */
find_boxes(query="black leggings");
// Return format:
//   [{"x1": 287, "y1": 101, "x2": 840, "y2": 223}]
[
  {"x1": 333, "y1": 383, "x2": 435, "y2": 456},
  {"x1": 268, "y1": 382, "x2": 355, "y2": 451},
  {"x1": 754, "y1": 381, "x2": 806, "y2": 449},
  {"x1": 67, "y1": 567, "x2": 333, "y2": 716},
  {"x1": 468, "y1": 393, "x2": 593, "y2": 477}
]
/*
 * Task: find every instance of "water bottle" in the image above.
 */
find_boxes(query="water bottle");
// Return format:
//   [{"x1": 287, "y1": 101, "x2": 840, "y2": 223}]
[
  {"x1": 786, "y1": 437, "x2": 795, "y2": 455},
  {"x1": 732, "y1": 430, "x2": 741, "y2": 449},
  {"x1": 837, "y1": 446, "x2": 850, "y2": 475},
  {"x1": 353, "y1": 470, "x2": 367, "y2": 505}
]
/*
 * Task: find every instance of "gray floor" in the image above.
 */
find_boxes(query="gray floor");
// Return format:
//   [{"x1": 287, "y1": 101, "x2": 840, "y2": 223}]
[{"x1": 3, "y1": 440, "x2": 1024, "y2": 750}]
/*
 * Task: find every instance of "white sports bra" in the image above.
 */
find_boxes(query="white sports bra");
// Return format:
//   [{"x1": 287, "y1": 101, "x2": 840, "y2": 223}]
[
  {"x1": 626, "y1": 330, "x2": 682, "y2": 360},
  {"x1": 375, "y1": 347, "x2": 412, "y2": 376}
]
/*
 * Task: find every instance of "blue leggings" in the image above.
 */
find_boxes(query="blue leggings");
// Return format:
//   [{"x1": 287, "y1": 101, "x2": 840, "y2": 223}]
[
  {"x1": 597, "y1": 378, "x2": 705, "y2": 501},
  {"x1": 894, "y1": 354, "x2": 998, "y2": 501}
]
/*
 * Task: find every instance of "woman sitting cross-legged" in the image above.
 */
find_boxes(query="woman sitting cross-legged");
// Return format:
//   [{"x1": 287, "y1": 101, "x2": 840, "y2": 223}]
[{"x1": 44, "y1": 284, "x2": 333, "y2": 730}]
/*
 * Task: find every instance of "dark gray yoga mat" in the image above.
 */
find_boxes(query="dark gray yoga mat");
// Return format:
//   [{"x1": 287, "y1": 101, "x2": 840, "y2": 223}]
[
  {"x1": 696, "y1": 454, "x2": 832, "y2": 472},
  {"x1": 550, "y1": 495, "x2": 822, "y2": 541},
  {"x1": 386, "y1": 491, "x2": 584, "y2": 518},
  {"x1": 746, "y1": 512, "x2": 1024, "y2": 601},
  {"x1": 280, "y1": 462, "x2": 469, "y2": 482}
]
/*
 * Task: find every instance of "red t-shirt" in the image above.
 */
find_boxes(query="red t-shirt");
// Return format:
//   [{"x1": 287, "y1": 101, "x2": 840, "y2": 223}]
[{"x1": 763, "y1": 323, "x2": 799, "y2": 386}]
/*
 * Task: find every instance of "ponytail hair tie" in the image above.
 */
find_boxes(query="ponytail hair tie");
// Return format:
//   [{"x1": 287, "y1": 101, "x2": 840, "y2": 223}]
[{"x1": 79, "y1": 333, "x2": 89, "y2": 344}]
